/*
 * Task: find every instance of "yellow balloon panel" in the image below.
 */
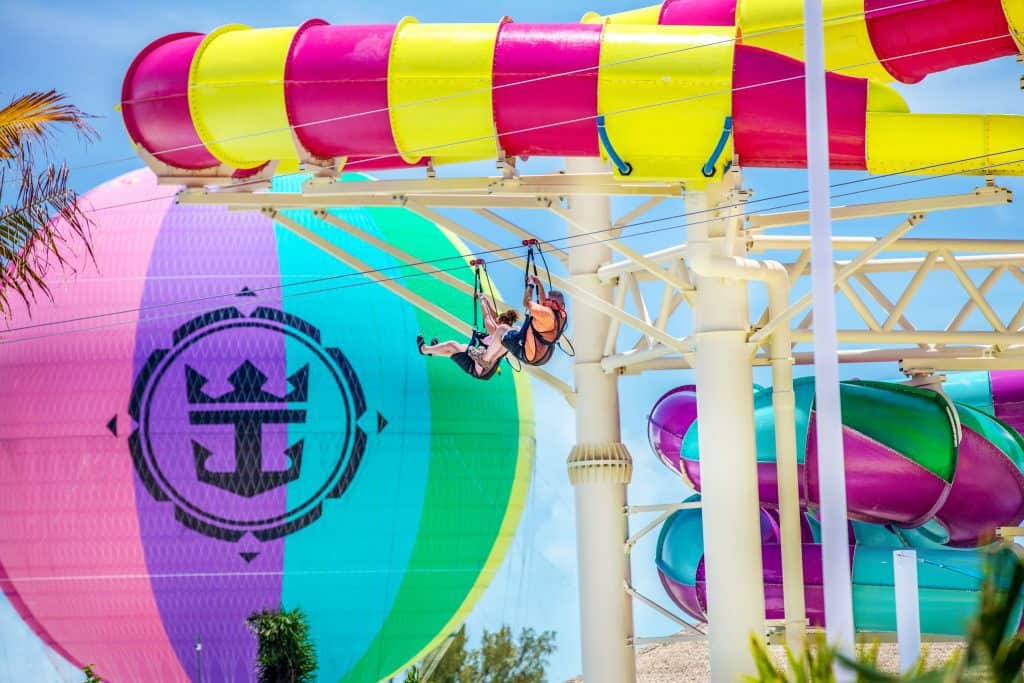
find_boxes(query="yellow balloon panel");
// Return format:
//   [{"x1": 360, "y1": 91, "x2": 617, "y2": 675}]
[
  {"x1": 738, "y1": 0, "x2": 893, "y2": 83},
  {"x1": 598, "y1": 25, "x2": 735, "y2": 183},
  {"x1": 388, "y1": 21, "x2": 500, "y2": 165},
  {"x1": 189, "y1": 25, "x2": 298, "y2": 169},
  {"x1": 1004, "y1": 0, "x2": 1024, "y2": 51},
  {"x1": 866, "y1": 113, "x2": 1024, "y2": 176}
]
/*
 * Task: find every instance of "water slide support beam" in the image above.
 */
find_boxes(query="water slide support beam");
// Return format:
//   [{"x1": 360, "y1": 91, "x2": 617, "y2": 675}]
[
  {"x1": 469, "y1": 209, "x2": 570, "y2": 265},
  {"x1": 688, "y1": 180, "x2": 767, "y2": 681},
  {"x1": 564, "y1": 156, "x2": 637, "y2": 683},
  {"x1": 747, "y1": 186, "x2": 1011, "y2": 230},
  {"x1": 687, "y1": 180, "x2": 807, "y2": 649},
  {"x1": 314, "y1": 211, "x2": 516, "y2": 312},
  {"x1": 689, "y1": 174, "x2": 806, "y2": 650},
  {"x1": 624, "y1": 584, "x2": 704, "y2": 635}
]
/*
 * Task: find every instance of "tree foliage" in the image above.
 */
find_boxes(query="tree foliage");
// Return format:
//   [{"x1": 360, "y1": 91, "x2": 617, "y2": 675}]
[
  {"x1": 418, "y1": 624, "x2": 555, "y2": 683},
  {"x1": 0, "y1": 90, "x2": 96, "y2": 317},
  {"x1": 246, "y1": 606, "x2": 318, "y2": 683},
  {"x1": 429, "y1": 625, "x2": 470, "y2": 681}
]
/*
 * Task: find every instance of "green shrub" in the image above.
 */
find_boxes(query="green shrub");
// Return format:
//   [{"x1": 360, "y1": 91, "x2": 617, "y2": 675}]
[{"x1": 246, "y1": 606, "x2": 318, "y2": 683}]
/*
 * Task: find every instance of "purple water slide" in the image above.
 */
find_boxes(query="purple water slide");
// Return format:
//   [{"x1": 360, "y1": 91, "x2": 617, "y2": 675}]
[
  {"x1": 651, "y1": 375, "x2": 1024, "y2": 631},
  {"x1": 649, "y1": 379, "x2": 1024, "y2": 546}
]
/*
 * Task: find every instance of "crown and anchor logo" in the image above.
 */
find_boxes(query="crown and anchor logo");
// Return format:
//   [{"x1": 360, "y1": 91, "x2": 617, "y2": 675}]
[
  {"x1": 129, "y1": 306, "x2": 371, "y2": 542},
  {"x1": 187, "y1": 361, "x2": 309, "y2": 498}
]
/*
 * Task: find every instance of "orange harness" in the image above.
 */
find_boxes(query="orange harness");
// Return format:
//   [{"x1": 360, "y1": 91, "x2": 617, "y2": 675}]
[{"x1": 502, "y1": 300, "x2": 567, "y2": 367}]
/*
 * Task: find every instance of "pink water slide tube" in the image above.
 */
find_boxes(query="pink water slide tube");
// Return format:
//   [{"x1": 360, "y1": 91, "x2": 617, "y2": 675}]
[{"x1": 120, "y1": 0, "x2": 1023, "y2": 182}]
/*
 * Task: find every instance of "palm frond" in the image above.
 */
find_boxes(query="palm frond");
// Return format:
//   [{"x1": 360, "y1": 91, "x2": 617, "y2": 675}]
[
  {"x1": 0, "y1": 91, "x2": 96, "y2": 160},
  {"x1": 0, "y1": 159, "x2": 94, "y2": 317}
]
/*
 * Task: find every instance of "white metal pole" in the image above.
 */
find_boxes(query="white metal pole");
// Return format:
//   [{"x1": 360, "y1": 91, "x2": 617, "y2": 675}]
[
  {"x1": 802, "y1": 0, "x2": 857, "y2": 673},
  {"x1": 688, "y1": 189, "x2": 766, "y2": 682},
  {"x1": 893, "y1": 550, "x2": 921, "y2": 674},
  {"x1": 768, "y1": 319, "x2": 808, "y2": 651},
  {"x1": 564, "y1": 156, "x2": 637, "y2": 683}
]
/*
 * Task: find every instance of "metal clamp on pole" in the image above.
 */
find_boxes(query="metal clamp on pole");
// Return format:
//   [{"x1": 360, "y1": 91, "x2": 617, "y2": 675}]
[
  {"x1": 702, "y1": 116, "x2": 734, "y2": 178},
  {"x1": 596, "y1": 115, "x2": 633, "y2": 176}
]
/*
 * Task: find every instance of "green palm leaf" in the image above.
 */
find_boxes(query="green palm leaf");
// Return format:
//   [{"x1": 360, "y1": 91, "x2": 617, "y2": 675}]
[{"x1": 0, "y1": 91, "x2": 96, "y2": 318}]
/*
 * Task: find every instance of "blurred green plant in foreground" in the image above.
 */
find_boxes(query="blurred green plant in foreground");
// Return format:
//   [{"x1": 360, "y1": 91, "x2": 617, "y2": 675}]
[{"x1": 745, "y1": 546, "x2": 1024, "y2": 682}]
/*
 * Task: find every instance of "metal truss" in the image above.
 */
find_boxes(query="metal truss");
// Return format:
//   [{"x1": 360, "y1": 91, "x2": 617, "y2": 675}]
[
  {"x1": 597, "y1": 183, "x2": 1022, "y2": 375},
  {"x1": 624, "y1": 501, "x2": 707, "y2": 646},
  {"x1": 180, "y1": 172, "x2": 1021, "y2": 384}
]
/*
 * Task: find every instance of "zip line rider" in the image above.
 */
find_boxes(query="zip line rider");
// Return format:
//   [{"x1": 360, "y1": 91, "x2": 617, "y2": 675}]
[
  {"x1": 417, "y1": 293, "x2": 519, "y2": 381},
  {"x1": 501, "y1": 274, "x2": 567, "y2": 367},
  {"x1": 418, "y1": 274, "x2": 568, "y2": 379}
]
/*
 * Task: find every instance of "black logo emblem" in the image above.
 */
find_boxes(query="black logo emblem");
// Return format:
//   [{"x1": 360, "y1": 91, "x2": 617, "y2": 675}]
[
  {"x1": 129, "y1": 307, "x2": 367, "y2": 541},
  {"x1": 188, "y1": 360, "x2": 308, "y2": 497}
]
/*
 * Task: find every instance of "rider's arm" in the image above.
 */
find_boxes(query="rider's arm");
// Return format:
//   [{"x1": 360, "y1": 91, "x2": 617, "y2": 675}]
[
  {"x1": 522, "y1": 283, "x2": 533, "y2": 308},
  {"x1": 480, "y1": 293, "x2": 500, "y2": 332},
  {"x1": 531, "y1": 275, "x2": 547, "y2": 303}
]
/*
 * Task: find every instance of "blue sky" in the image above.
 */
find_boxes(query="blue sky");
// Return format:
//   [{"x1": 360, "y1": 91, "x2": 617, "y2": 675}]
[{"x1": 1, "y1": 0, "x2": 1022, "y2": 681}]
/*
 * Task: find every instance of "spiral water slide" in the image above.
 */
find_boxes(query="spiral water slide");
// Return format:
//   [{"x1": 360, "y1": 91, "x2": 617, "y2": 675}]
[
  {"x1": 649, "y1": 372, "x2": 1024, "y2": 634},
  {"x1": 121, "y1": 0, "x2": 1024, "y2": 185}
]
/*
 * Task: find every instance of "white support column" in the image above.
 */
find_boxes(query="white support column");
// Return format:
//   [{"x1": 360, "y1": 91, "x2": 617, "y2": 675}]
[
  {"x1": 893, "y1": 550, "x2": 921, "y2": 674},
  {"x1": 564, "y1": 157, "x2": 637, "y2": 683},
  {"x1": 688, "y1": 188, "x2": 767, "y2": 681},
  {"x1": 803, "y1": 0, "x2": 856, "y2": 672}
]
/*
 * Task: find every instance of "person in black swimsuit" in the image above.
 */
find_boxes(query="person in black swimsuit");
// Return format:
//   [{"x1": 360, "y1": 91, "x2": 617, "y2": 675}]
[{"x1": 417, "y1": 293, "x2": 519, "y2": 380}]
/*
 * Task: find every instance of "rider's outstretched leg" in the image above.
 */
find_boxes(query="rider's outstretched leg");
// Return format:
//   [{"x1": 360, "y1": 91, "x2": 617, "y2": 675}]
[{"x1": 420, "y1": 339, "x2": 464, "y2": 357}]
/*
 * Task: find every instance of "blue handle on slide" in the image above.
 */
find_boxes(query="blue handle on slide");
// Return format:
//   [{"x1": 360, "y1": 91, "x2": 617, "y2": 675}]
[
  {"x1": 596, "y1": 115, "x2": 632, "y2": 176},
  {"x1": 702, "y1": 116, "x2": 734, "y2": 178}
]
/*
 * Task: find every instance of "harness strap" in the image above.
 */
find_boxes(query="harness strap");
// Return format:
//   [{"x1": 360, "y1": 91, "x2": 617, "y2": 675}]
[
  {"x1": 524, "y1": 244, "x2": 537, "y2": 295},
  {"x1": 522, "y1": 239, "x2": 554, "y2": 302},
  {"x1": 535, "y1": 241, "x2": 553, "y2": 293},
  {"x1": 528, "y1": 307, "x2": 566, "y2": 348},
  {"x1": 472, "y1": 264, "x2": 483, "y2": 330},
  {"x1": 470, "y1": 258, "x2": 498, "y2": 334}
]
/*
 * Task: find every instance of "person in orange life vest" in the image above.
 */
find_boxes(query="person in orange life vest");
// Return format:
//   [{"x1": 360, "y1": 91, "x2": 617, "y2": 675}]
[
  {"x1": 417, "y1": 293, "x2": 519, "y2": 380},
  {"x1": 500, "y1": 274, "x2": 567, "y2": 367}
]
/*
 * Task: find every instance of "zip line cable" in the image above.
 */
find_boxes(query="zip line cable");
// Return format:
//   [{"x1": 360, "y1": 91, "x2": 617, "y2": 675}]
[
  {"x1": 3, "y1": 143, "x2": 1022, "y2": 340},
  {"x1": 3, "y1": 145, "x2": 1022, "y2": 339},
  {"x1": 3, "y1": 150, "x2": 1022, "y2": 346}
]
